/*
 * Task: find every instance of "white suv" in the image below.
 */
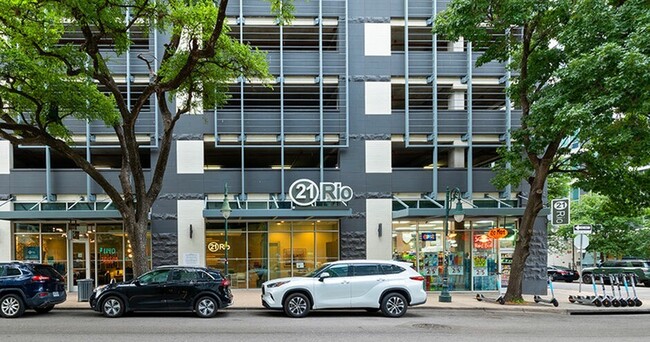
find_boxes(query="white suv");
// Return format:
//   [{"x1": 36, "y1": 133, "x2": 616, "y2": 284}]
[{"x1": 261, "y1": 260, "x2": 427, "y2": 318}]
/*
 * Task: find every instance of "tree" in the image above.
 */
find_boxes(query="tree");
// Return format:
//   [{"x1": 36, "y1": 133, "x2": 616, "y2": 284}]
[
  {"x1": 0, "y1": 0, "x2": 291, "y2": 277},
  {"x1": 435, "y1": 0, "x2": 650, "y2": 301}
]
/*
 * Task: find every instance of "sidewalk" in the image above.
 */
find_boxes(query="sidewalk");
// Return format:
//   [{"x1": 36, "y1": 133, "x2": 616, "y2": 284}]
[{"x1": 58, "y1": 287, "x2": 650, "y2": 315}]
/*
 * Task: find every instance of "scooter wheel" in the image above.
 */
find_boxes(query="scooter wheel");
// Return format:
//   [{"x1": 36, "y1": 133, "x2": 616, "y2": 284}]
[
  {"x1": 619, "y1": 299, "x2": 628, "y2": 307},
  {"x1": 534, "y1": 296, "x2": 540, "y2": 303},
  {"x1": 628, "y1": 299, "x2": 636, "y2": 307},
  {"x1": 552, "y1": 299, "x2": 559, "y2": 307},
  {"x1": 612, "y1": 299, "x2": 620, "y2": 307},
  {"x1": 497, "y1": 297, "x2": 505, "y2": 305},
  {"x1": 603, "y1": 299, "x2": 612, "y2": 307},
  {"x1": 593, "y1": 299, "x2": 602, "y2": 307},
  {"x1": 634, "y1": 299, "x2": 642, "y2": 307},
  {"x1": 475, "y1": 294, "x2": 482, "y2": 301},
  {"x1": 568, "y1": 296, "x2": 575, "y2": 303}
]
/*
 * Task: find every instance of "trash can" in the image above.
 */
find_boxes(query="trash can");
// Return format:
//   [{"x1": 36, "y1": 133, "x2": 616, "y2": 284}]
[{"x1": 77, "y1": 279, "x2": 94, "y2": 302}]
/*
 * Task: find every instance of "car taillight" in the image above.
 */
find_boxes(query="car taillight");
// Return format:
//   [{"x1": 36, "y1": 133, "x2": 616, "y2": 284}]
[
  {"x1": 221, "y1": 279, "x2": 231, "y2": 287},
  {"x1": 410, "y1": 276, "x2": 425, "y2": 281},
  {"x1": 32, "y1": 275, "x2": 50, "y2": 282}
]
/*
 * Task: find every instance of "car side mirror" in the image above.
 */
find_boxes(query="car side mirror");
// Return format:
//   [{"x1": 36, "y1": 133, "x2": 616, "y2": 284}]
[
  {"x1": 134, "y1": 279, "x2": 141, "y2": 286},
  {"x1": 319, "y1": 272, "x2": 331, "y2": 282}
]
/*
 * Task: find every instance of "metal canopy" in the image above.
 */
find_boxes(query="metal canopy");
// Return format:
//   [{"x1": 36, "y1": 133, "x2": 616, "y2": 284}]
[
  {"x1": 0, "y1": 210, "x2": 122, "y2": 220},
  {"x1": 392, "y1": 207, "x2": 550, "y2": 219},
  {"x1": 203, "y1": 208, "x2": 353, "y2": 220}
]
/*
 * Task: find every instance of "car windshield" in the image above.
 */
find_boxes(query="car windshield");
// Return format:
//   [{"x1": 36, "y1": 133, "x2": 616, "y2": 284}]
[{"x1": 304, "y1": 263, "x2": 332, "y2": 277}]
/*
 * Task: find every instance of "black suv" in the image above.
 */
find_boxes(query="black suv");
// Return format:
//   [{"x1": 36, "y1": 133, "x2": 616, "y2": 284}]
[
  {"x1": 0, "y1": 262, "x2": 67, "y2": 318},
  {"x1": 89, "y1": 265, "x2": 233, "y2": 318},
  {"x1": 581, "y1": 259, "x2": 650, "y2": 286}
]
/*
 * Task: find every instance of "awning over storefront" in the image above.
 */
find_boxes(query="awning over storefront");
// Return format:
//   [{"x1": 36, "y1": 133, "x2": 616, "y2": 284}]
[
  {"x1": 203, "y1": 207, "x2": 353, "y2": 220},
  {"x1": 0, "y1": 210, "x2": 122, "y2": 220},
  {"x1": 392, "y1": 207, "x2": 550, "y2": 219}
]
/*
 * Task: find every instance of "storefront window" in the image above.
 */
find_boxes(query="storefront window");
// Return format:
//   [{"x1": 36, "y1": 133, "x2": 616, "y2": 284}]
[
  {"x1": 42, "y1": 233, "x2": 67, "y2": 276},
  {"x1": 96, "y1": 233, "x2": 125, "y2": 285}
]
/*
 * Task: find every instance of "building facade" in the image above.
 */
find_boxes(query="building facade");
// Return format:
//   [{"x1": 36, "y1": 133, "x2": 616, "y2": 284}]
[{"x1": 0, "y1": 0, "x2": 548, "y2": 293}]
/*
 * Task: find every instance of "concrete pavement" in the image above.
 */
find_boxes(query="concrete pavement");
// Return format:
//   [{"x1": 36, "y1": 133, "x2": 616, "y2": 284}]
[{"x1": 57, "y1": 286, "x2": 650, "y2": 315}]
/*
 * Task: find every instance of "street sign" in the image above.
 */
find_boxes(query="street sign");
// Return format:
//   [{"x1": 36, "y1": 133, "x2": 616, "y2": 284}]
[
  {"x1": 573, "y1": 224, "x2": 592, "y2": 234},
  {"x1": 551, "y1": 198, "x2": 570, "y2": 225},
  {"x1": 573, "y1": 235, "x2": 589, "y2": 250}
]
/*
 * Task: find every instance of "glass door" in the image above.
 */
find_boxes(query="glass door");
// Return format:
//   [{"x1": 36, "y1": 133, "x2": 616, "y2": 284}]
[{"x1": 68, "y1": 240, "x2": 90, "y2": 292}]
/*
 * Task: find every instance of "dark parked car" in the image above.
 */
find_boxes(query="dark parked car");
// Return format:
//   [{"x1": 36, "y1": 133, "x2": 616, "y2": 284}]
[
  {"x1": 0, "y1": 261, "x2": 67, "y2": 318},
  {"x1": 89, "y1": 265, "x2": 232, "y2": 318},
  {"x1": 581, "y1": 259, "x2": 650, "y2": 286},
  {"x1": 547, "y1": 265, "x2": 579, "y2": 282}
]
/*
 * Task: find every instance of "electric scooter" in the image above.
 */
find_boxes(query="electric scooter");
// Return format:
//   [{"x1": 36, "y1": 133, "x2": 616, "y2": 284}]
[
  {"x1": 534, "y1": 276, "x2": 559, "y2": 307},
  {"x1": 613, "y1": 274, "x2": 628, "y2": 307},
  {"x1": 608, "y1": 274, "x2": 621, "y2": 307},
  {"x1": 629, "y1": 274, "x2": 643, "y2": 307},
  {"x1": 476, "y1": 272, "x2": 505, "y2": 305},
  {"x1": 621, "y1": 273, "x2": 637, "y2": 307},
  {"x1": 569, "y1": 275, "x2": 602, "y2": 306},
  {"x1": 598, "y1": 274, "x2": 612, "y2": 307}
]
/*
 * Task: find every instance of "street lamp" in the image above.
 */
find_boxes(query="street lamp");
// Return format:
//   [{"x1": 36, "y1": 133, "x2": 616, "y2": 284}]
[
  {"x1": 439, "y1": 187, "x2": 465, "y2": 303},
  {"x1": 220, "y1": 183, "x2": 232, "y2": 277}
]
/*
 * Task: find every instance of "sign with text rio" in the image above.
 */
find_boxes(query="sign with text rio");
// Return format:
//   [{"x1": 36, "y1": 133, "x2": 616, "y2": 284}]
[{"x1": 289, "y1": 179, "x2": 354, "y2": 206}]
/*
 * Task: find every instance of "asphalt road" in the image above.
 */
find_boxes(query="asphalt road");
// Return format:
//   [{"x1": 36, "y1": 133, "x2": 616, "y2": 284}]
[{"x1": 2, "y1": 308, "x2": 649, "y2": 342}]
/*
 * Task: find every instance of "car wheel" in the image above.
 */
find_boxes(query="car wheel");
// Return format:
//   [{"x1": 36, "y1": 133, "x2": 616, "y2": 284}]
[
  {"x1": 582, "y1": 273, "x2": 593, "y2": 284},
  {"x1": 195, "y1": 296, "x2": 218, "y2": 318},
  {"x1": 381, "y1": 292, "x2": 407, "y2": 318},
  {"x1": 101, "y1": 296, "x2": 125, "y2": 318},
  {"x1": 35, "y1": 305, "x2": 54, "y2": 314},
  {"x1": 0, "y1": 294, "x2": 25, "y2": 318},
  {"x1": 283, "y1": 293, "x2": 310, "y2": 318}
]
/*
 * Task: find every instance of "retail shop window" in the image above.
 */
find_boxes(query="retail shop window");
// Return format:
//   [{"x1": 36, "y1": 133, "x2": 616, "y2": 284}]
[
  {"x1": 471, "y1": 144, "x2": 501, "y2": 168},
  {"x1": 391, "y1": 26, "x2": 460, "y2": 52},
  {"x1": 227, "y1": 22, "x2": 338, "y2": 51},
  {"x1": 12, "y1": 146, "x2": 151, "y2": 169}
]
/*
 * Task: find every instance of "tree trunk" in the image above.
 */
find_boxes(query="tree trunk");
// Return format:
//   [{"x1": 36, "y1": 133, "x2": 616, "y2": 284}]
[
  {"x1": 124, "y1": 215, "x2": 151, "y2": 278},
  {"x1": 503, "y1": 166, "x2": 548, "y2": 302}
]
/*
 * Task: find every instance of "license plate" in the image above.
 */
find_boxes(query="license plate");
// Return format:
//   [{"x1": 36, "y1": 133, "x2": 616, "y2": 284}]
[{"x1": 53, "y1": 292, "x2": 59, "y2": 297}]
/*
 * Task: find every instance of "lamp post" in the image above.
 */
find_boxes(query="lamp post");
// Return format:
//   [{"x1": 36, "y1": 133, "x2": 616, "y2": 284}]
[
  {"x1": 439, "y1": 187, "x2": 465, "y2": 303},
  {"x1": 220, "y1": 183, "x2": 232, "y2": 277}
]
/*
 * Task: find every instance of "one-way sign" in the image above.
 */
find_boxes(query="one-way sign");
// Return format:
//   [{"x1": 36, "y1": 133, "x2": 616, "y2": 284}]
[{"x1": 573, "y1": 224, "x2": 592, "y2": 234}]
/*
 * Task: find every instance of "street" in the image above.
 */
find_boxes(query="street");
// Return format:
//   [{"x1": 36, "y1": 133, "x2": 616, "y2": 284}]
[{"x1": 2, "y1": 307, "x2": 649, "y2": 342}]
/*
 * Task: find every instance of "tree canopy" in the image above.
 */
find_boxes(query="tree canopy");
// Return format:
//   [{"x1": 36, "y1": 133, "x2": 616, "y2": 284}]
[{"x1": 435, "y1": 0, "x2": 650, "y2": 301}]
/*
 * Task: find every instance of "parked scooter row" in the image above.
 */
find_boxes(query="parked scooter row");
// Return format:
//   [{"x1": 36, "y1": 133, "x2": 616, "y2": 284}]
[{"x1": 568, "y1": 273, "x2": 643, "y2": 307}]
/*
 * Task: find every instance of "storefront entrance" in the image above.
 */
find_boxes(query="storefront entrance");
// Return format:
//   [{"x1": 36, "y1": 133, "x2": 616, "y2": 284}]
[{"x1": 69, "y1": 240, "x2": 90, "y2": 291}]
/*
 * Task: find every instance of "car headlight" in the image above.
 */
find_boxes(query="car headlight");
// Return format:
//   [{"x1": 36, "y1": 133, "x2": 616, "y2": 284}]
[
  {"x1": 266, "y1": 280, "x2": 290, "y2": 288},
  {"x1": 93, "y1": 285, "x2": 108, "y2": 294}
]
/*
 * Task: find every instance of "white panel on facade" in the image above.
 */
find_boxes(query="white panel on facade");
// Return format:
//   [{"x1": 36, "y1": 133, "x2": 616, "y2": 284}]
[
  {"x1": 0, "y1": 203, "x2": 11, "y2": 261},
  {"x1": 364, "y1": 23, "x2": 391, "y2": 56},
  {"x1": 176, "y1": 140, "x2": 204, "y2": 174},
  {"x1": 365, "y1": 82, "x2": 392, "y2": 115},
  {"x1": 366, "y1": 199, "x2": 392, "y2": 260},
  {"x1": 0, "y1": 140, "x2": 11, "y2": 174},
  {"x1": 177, "y1": 200, "x2": 206, "y2": 267},
  {"x1": 365, "y1": 140, "x2": 392, "y2": 173}
]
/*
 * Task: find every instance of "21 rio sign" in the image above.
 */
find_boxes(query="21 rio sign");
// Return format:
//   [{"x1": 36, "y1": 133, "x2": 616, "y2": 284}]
[{"x1": 289, "y1": 179, "x2": 354, "y2": 206}]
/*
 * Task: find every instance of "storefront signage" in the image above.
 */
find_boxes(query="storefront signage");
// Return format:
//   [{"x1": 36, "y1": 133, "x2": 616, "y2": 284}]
[
  {"x1": 487, "y1": 228, "x2": 508, "y2": 240},
  {"x1": 208, "y1": 241, "x2": 230, "y2": 253},
  {"x1": 551, "y1": 198, "x2": 570, "y2": 225},
  {"x1": 289, "y1": 179, "x2": 354, "y2": 206},
  {"x1": 473, "y1": 234, "x2": 493, "y2": 249},
  {"x1": 420, "y1": 232, "x2": 436, "y2": 241}
]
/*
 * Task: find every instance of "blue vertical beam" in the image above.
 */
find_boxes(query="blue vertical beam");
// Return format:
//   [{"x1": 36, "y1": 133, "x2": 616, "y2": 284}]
[
  {"x1": 45, "y1": 146, "x2": 53, "y2": 201},
  {"x1": 280, "y1": 2, "x2": 286, "y2": 200},
  {"x1": 126, "y1": 8, "x2": 131, "y2": 114},
  {"x1": 466, "y1": 41, "x2": 473, "y2": 198},
  {"x1": 318, "y1": 0, "x2": 324, "y2": 184},
  {"x1": 344, "y1": 0, "x2": 349, "y2": 148},
  {"x1": 404, "y1": 0, "x2": 410, "y2": 146},
  {"x1": 239, "y1": 0, "x2": 246, "y2": 199},
  {"x1": 153, "y1": 17, "x2": 159, "y2": 148},
  {"x1": 432, "y1": 1, "x2": 438, "y2": 196},
  {"x1": 503, "y1": 30, "x2": 512, "y2": 198},
  {"x1": 86, "y1": 121, "x2": 92, "y2": 201}
]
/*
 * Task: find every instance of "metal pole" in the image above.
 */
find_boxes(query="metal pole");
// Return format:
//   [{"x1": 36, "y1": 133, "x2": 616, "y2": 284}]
[
  {"x1": 224, "y1": 184, "x2": 229, "y2": 277},
  {"x1": 439, "y1": 187, "x2": 452, "y2": 302}
]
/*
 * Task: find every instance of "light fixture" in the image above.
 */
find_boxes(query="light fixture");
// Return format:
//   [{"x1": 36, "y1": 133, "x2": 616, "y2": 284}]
[
  {"x1": 378, "y1": 223, "x2": 383, "y2": 237},
  {"x1": 189, "y1": 224, "x2": 193, "y2": 239}
]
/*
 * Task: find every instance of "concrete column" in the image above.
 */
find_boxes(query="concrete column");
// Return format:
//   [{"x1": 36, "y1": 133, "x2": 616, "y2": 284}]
[
  {"x1": 448, "y1": 92, "x2": 465, "y2": 110},
  {"x1": 448, "y1": 147, "x2": 465, "y2": 168},
  {"x1": 177, "y1": 200, "x2": 205, "y2": 266},
  {"x1": 366, "y1": 199, "x2": 392, "y2": 260}
]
